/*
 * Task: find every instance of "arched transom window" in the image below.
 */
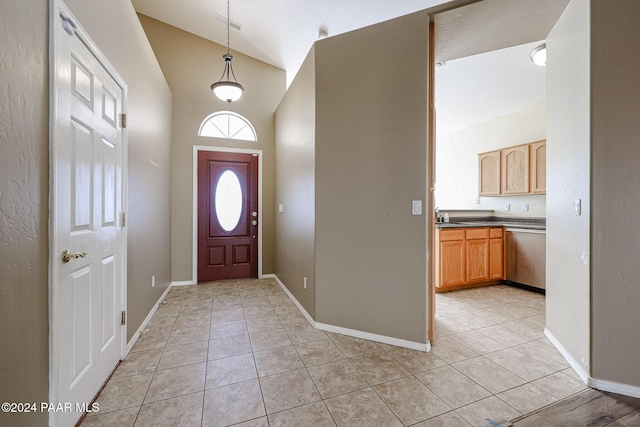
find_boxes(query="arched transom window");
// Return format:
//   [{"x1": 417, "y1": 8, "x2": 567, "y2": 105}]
[{"x1": 199, "y1": 111, "x2": 257, "y2": 141}]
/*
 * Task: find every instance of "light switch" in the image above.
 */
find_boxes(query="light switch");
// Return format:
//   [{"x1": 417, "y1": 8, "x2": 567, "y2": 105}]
[
  {"x1": 278, "y1": 204, "x2": 284, "y2": 213},
  {"x1": 412, "y1": 200, "x2": 422, "y2": 215}
]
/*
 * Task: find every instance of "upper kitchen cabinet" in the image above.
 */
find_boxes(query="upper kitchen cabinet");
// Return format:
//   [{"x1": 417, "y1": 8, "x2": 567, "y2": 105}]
[
  {"x1": 478, "y1": 150, "x2": 501, "y2": 196},
  {"x1": 501, "y1": 144, "x2": 530, "y2": 194},
  {"x1": 477, "y1": 140, "x2": 544, "y2": 196},
  {"x1": 530, "y1": 140, "x2": 546, "y2": 194}
]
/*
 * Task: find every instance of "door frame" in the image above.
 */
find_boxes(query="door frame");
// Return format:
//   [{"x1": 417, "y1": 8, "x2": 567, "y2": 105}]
[
  {"x1": 192, "y1": 146, "x2": 263, "y2": 282},
  {"x1": 48, "y1": 1, "x2": 128, "y2": 423}
]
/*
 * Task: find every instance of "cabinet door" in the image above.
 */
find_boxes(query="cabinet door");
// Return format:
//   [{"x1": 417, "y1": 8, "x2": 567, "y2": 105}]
[
  {"x1": 478, "y1": 150, "x2": 501, "y2": 196},
  {"x1": 489, "y1": 237, "x2": 504, "y2": 279},
  {"x1": 439, "y1": 240, "x2": 465, "y2": 288},
  {"x1": 530, "y1": 140, "x2": 546, "y2": 194},
  {"x1": 501, "y1": 145, "x2": 530, "y2": 194},
  {"x1": 466, "y1": 238, "x2": 489, "y2": 283}
]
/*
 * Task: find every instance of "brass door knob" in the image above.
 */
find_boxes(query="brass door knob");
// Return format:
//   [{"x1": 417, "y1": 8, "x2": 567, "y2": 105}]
[{"x1": 61, "y1": 249, "x2": 87, "y2": 263}]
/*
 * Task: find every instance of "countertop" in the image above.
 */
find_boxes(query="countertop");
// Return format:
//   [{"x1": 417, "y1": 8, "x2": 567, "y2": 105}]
[{"x1": 436, "y1": 217, "x2": 545, "y2": 231}]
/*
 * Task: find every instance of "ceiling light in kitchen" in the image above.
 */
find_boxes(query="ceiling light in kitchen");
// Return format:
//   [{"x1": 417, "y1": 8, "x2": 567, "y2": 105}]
[{"x1": 530, "y1": 43, "x2": 546, "y2": 66}]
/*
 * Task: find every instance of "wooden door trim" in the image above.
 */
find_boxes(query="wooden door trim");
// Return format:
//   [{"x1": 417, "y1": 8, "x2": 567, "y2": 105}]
[
  {"x1": 49, "y1": 1, "x2": 129, "y2": 424},
  {"x1": 192, "y1": 146, "x2": 263, "y2": 283}
]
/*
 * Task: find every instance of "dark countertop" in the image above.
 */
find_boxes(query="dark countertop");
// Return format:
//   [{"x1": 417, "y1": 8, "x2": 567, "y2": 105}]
[{"x1": 436, "y1": 217, "x2": 546, "y2": 231}]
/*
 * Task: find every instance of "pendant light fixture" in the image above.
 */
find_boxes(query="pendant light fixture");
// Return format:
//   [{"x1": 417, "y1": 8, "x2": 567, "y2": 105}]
[{"x1": 211, "y1": 0, "x2": 244, "y2": 103}]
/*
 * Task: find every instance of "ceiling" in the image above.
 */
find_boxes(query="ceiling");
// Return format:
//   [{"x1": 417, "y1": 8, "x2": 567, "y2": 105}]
[
  {"x1": 131, "y1": 0, "x2": 452, "y2": 86},
  {"x1": 435, "y1": 40, "x2": 547, "y2": 135},
  {"x1": 131, "y1": 0, "x2": 569, "y2": 132}
]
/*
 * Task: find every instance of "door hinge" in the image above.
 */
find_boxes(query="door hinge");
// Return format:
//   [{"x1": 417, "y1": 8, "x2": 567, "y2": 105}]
[
  {"x1": 60, "y1": 13, "x2": 77, "y2": 36},
  {"x1": 121, "y1": 311, "x2": 126, "y2": 325},
  {"x1": 120, "y1": 113, "x2": 127, "y2": 128},
  {"x1": 120, "y1": 212, "x2": 126, "y2": 227}
]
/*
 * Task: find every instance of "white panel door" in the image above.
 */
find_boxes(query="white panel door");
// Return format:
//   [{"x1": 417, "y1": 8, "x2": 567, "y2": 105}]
[{"x1": 51, "y1": 5, "x2": 126, "y2": 427}]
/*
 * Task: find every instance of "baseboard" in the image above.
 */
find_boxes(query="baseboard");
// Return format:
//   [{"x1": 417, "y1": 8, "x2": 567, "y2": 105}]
[
  {"x1": 125, "y1": 284, "x2": 174, "y2": 354},
  {"x1": 589, "y1": 377, "x2": 640, "y2": 399},
  {"x1": 266, "y1": 274, "x2": 315, "y2": 326},
  {"x1": 315, "y1": 322, "x2": 430, "y2": 352},
  {"x1": 268, "y1": 274, "x2": 430, "y2": 352},
  {"x1": 545, "y1": 328, "x2": 640, "y2": 398},
  {"x1": 544, "y1": 328, "x2": 589, "y2": 383},
  {"x1": 171, "y1": 280, "x2": 195, "y2": 287}
]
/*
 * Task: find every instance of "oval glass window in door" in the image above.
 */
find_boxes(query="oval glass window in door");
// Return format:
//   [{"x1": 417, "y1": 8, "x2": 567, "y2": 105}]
[{"x1": 215, "y1": 170, "x2": 243, "y2": 232}]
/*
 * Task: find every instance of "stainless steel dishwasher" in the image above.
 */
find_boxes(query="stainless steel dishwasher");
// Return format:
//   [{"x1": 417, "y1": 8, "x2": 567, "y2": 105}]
[{"x1": 505, "y1": 228, "x2": 546, "y2": 290}]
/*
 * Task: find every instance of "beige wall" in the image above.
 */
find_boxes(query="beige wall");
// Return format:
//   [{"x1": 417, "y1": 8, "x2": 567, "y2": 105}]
[
  {"x1": 314, "y1": 12, "x2": 430, "y2": 343},
  {"x1": 546, "y1": 0, "x2": 591, "y2": 374},
  {"x1": 274, "y1": 48, "x2": 317, "y2": 316},
  {"x1": 0, "y1": 0, "x2": 172, "y2": 423},
  {"x1": 436, "y1": 103, "x2": 547, "y2": 216},
  {"x1": 65, "y1": 0, "x2": 173, "y2": 342},
  {"x1": 138, "y1": 15, "x2": 286, "y2": 282},
  {"x1": 0, "y1": 1, "x2": 49, "y2": 425},
  {"x1": 590, "y1": 0, "x2": 640, "y2": 387}
]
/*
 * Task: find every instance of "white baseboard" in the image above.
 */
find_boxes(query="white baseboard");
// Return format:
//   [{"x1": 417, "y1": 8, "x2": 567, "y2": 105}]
[
  {"x1": 171, "y1": 280, "x2": 195, "y2": 287},
  {"x1": 544, "y1": 328, "x2": 589, "y2": 383},
  {"x1": 545, "y1": 328, "x2": 640, "y2": 398},
  {"x1": 315, "y1": 322, "x2": 430, "y2": 352},
  {"x1": 125, "y1": 284, "x2": 174, "y2": 354},
  {"x1": 268, "y1": 274, "x2": 430, "y2": 352},
  {"x1": 266, "y1": 274, "x2": 315, "y2": 326},
  {"x1": 589, "y1": 377, "x2": 640, "y2": 399}
]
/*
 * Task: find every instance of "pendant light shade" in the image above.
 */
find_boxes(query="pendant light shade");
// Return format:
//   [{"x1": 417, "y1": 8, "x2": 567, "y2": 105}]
[
  {"x1": 211, "y1": 0, "x2": 244, "y2": 103},
  {"x1": 211, "y1": 54, "x2": 244, "y2": 103}
]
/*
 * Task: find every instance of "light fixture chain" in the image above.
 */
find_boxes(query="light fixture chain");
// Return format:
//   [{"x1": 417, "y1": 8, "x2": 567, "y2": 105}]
[{"x1": 226, "y1": 0, "x2": 230, "y2": 55}]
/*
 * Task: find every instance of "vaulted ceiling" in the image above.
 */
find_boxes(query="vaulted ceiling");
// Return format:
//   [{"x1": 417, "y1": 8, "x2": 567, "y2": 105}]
[{"x1": 131, "y1": 0, "x2": 569, "y2": 132}]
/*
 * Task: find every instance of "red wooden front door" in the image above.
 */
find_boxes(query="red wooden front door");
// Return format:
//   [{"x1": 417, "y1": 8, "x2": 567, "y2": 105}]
[{"x1": 198, "y1": 151, "x2": 258, "y2": 281}]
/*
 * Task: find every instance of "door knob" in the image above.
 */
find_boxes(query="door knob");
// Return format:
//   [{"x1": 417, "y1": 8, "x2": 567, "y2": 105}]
[
  {"x1": 252, "y1": 220, "x2": 258, "y2": 226},
  {"x1": 61, "y1": 249, "x2": 87, "y2": 263}
]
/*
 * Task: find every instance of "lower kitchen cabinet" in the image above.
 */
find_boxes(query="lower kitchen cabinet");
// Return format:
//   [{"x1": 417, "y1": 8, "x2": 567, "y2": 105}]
[
  {"x1": 466, "y1": 228, "x2": 489, "y2": 283},
  {"x1": 436, "y1": 227, "x2": 504, "y2": 291},
  {"x1": 489, "y1": 228, "x2": 505, "y2": 280},
  {"x1": 438, "y1": 230, "x2": 465, "y2": 287}
]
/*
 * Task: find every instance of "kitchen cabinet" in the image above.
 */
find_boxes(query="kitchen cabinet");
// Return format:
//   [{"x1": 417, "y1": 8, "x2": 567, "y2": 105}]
[
  {"x1": 478, "y1": 150, "x2": 501, "y2": 196},
  {"x1": 465, "y1": 228, "x2": 489, "y2": 283},
  {"x1": 489, "y1": 228, "x2": 505, "y2": 280},
  {"x1": 436, "y1": 227, "x2": 504, "y2": 291},
  {"x1": 501, "y1": 144, "x2": 530, "y2": 194},
  {"x1": 478, "y1": 141, "x2": 545, "y2": 196},
  {"x1": 436, "y1": 229, "x2": 465, "y2": 288},
  {"x1": 530, "y1": 140, "x2": 546, "y2": 194}
]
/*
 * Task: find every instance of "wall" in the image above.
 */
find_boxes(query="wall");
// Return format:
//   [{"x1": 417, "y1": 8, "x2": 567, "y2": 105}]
[
  {"x1": 274, "y1": 48, "x2": 316, "y2": 317},
  {"x1": 435, "y1": 103, "x2": 546, "y2": 216},
  {"x1": 590, "y1": 0, "x2": 640, "y2": 388},
  {"x1": 137, "y1": 15, "x2": 286, "y2": 282},
  {"x1": 545, "y1": 0, "x2": 591, "y2": 375},
  {"x1": 314, "y1": 11, "x2": 430, "y2": 343},
  {"x1": 0, "y1": 0, "x2": 171, "y2": 424},
  {"x1": 64, "y1": 0, "x2": 173, "y2": 342},
  {"x1": 0, "y1": 1, "x2": 50, "y2": 425}
]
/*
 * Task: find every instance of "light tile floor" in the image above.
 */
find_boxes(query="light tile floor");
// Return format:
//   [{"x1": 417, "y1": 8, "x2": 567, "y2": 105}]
[{"x1": 80, "y1": 280, "x2": 588, "y2": 427}]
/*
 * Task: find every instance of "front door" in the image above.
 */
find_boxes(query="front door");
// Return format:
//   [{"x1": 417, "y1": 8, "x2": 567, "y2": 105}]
[
  {"x1": 51, "y1": 5, "x2": 126, "y2": 426},
  {"x1": 198, "y1": 151, "x2": 258, "y2": 281}
]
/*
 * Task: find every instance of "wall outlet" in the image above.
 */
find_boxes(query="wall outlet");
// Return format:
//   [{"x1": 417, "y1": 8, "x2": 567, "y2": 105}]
[
  {"x1": 475, "y1": 197, "x2": 481, "y2": 204},
  {"x1": 303, "y1": 277, "x2": 307, "y2": 290},
  {"x1": 574, "y1": 199, "x2": 581, "y2": 216},
  {"x1": 504, "y1": 204, "x2": 510, "y2": 212},
  {"x1": 152, "y1": 275, "x2": 156, "y2": 288},
  {"x1": 522, "y1": 203, "x2": 529, "y2": 212},
  {"x1": 278, "y1": 203, "x2": 284, "y2": 213}
]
